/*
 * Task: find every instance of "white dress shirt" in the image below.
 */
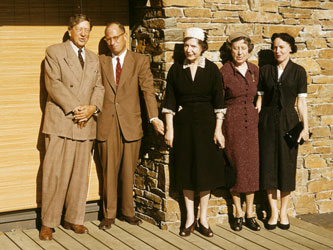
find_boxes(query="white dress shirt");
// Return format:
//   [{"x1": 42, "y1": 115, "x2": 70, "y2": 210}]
[{"x1": 70, "y1": 41, "x2": 85, "y2": 61}]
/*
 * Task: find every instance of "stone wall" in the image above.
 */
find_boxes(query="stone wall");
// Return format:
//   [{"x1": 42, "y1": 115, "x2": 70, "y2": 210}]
[{"x1": 130, "y1": 0, "x2": 333, "y2": 229}]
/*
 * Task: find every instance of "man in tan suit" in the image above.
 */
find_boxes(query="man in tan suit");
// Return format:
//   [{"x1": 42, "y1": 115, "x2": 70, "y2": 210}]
[
  {"x1": 40, "y1": 14, "x2": 104, "y2": 240},
  {"x1": 97, "y1": 22, "x2": 164, "y2": 229}
]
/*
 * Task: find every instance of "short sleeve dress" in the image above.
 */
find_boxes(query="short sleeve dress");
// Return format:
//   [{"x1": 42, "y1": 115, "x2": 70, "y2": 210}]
[
  {"x1": 163, "y1": 58, "x2": 225, "y2": 192},
  {"x1": 220, "y1": 61, "x2": 260, "y2": 193},
  {"x1": 258, "y1": 60, "x2": 307, "y2": 192}
]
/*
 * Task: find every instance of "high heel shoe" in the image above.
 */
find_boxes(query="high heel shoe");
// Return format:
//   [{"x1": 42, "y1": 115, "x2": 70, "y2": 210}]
[
  {"x1": 231, "y1": 217, "x2": 243, "y2": 231},
  {"x1": 245, "y1": 217, "x2": 261, "y2": 231},
  {"x1": 197, "y1": 219, "x2": 213, "y2": 237},
  {"x1": 278, "y1": 221, "x2": 290, "y2": 230},
  {"x1": 264, "y1": 221, "x2": 277, "y2": 230},
  {"x1": 179, "y1": 221, "x2": 196, "y2": 237}
]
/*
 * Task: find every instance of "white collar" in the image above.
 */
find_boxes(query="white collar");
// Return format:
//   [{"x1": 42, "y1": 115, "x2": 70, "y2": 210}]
[
  {"x1": 183, "y1": 56, "x2": 205, "y2": 69},
  {"x1": 69, "y1": 40, "x2": 85, "y2": 54},
  {"x1": 112, "y1": 49, "x2": 127, "y2": 61}
]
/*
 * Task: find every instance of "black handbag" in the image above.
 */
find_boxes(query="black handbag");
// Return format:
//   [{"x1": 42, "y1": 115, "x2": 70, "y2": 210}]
[
  {"x1": 284, "y1": 122, "x2": 311, "y2": 148},
  {"x1": 223, "y1": 149, "x2": 236, "y2": 188}
]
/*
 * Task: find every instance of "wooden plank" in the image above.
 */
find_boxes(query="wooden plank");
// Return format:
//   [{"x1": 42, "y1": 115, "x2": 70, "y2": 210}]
[
  {"x1": 58, "y1": 226, "x2": 110, "y2": 250},
  {"x1": 5, "y1": 229, "x2": 43, "y2": 250},
  {"x1": 223, "y1": 226, "x2": 290, "y2": 250},
  {"x1": 216, "y1": 225, "x2": 266, "y2": 250},
  {"x1": 192, "y1": 225, "x2": 253, "y2": 250},
  {"x1": 287, "y1": 223, "x2": 333, "y2": 248},
  {"x1": 244, "y1": 220, "x2": 312, "y2": 250},
  {"x1": 290, "y1": 217, "x2": 333, "y2": 240},
  {"x1": 116, "y1": 219, "x2": 177, "y2": 250},
  {"x1": 52, "y1": 227, "x2": 88, "y2": 250},
  {"x1": 24, "y1": 228, "x2": 66, "y2": 250},
  {"x1": 0, "y1": 232, "x2": 20, "y2": 250},
  {"x1": 169, "y1": 229, "x2": 222, "y2": 250},
  {"x1": 92, "y1": 221, "x2": 155, "y2": 250},
  {"x1": 139, "y1": 221, "x2": 202, "y2": 250},
  {"x1": 86, "y1": 221, "x2": 132, "y2": 250},
  {"x1": 273, "y1": 227, "x2": 332, "y2": 250}
]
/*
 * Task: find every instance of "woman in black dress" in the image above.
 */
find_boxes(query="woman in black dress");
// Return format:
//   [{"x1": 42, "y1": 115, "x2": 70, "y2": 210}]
[
  {"x1": 163, "y1": 27, "x2": 225, "y2": 237},
  {"x1": 257, "y1": 33, "x2": 310, "y2": 230}
]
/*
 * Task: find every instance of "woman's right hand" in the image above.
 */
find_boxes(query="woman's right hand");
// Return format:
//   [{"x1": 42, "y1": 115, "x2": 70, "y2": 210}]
[{"x1": 164, "y1": 128, "x2": 174, "y2": 148}]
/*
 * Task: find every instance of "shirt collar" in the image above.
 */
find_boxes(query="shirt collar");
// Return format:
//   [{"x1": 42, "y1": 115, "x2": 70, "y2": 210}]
[
  {"x1": 229, "y1": 60, "x2": 253, "y2": 76},
  {"x1": 112, "y1": 49, "x2": 127, "y2": 62},
  {"x1": 69, "y1": 40, "x2": 85, "y2": 55},
  {"x1": 183, "y1": 56, "x2": 205, "y2": 69}
]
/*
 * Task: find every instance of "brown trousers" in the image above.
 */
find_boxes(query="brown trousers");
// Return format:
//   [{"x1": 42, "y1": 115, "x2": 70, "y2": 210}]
[
  {"x1": 97, "y1": 124, "x2": 141, "y2": 219},
  {"x1": 41, "y1": 135, "x2": 93, "y2": 228}
]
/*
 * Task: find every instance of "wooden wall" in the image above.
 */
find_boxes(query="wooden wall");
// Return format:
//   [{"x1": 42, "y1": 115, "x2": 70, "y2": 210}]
[{"x1": 0, "y1": 0, "x2": 129, "y2": 213}]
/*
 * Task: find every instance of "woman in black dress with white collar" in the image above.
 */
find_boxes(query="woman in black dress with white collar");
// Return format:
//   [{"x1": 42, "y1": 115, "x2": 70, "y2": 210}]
[{"x1": 163, "y1": 27, "x2": 225, "y2": 237}]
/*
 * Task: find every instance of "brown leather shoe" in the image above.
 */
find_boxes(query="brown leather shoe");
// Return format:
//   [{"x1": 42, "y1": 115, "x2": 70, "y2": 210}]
[
  {"x1": 98, "y1": 218, "x2": 115, "y2": 230},
  {"x1": 63, "y1": 221, "x2": 88, "y2": 234},
  {"x1": 120, "y1": 215, "x2": 142, "y2": 225},
  {"x1": 39, "y1": 226, "x2": 53, "y2": 240}
]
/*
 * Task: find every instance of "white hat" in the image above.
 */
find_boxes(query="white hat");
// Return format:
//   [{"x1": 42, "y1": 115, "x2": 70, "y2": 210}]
[{"x1": 184, "y1": 27, "x2": 205, "y2": 41}]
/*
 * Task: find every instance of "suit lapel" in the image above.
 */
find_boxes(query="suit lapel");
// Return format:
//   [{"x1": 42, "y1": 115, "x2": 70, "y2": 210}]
[
  {"x1": 117, "y1": 51, "x2": 134, "y2": 91},
  {"x1": 64, "y1": 41, "x2": 83, "y2": 83},
  {"x1": 101, "y1": 55, "x2": 117, "y2": 94},
  {"x1": 77, "y1": 49, "x2": 95, "y2": 96}
]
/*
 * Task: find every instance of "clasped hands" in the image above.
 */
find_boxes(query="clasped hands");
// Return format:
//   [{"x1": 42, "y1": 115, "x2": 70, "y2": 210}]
[{"x1": 73, "y1": 105, "x2": 97, "y2": 128}]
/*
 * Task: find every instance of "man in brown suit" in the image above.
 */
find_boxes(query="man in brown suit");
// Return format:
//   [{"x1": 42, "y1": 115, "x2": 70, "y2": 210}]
[
  {"x1": 39, "y1": 14, "x2": 104, "y2": 240},
  {"x1": 97, "y1": 22, "x2": 164, "y2": 229}
]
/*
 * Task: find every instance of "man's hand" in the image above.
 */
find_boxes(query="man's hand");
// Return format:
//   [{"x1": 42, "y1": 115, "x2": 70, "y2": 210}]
[{"x1": 151, "y1": 118, "x2": 165, "y2": 135}]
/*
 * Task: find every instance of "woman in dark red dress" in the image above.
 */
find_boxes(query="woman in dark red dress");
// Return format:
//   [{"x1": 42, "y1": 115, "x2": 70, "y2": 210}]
[
  {"x1": 163, "y1": 27, "x2": 225, "y2": 237},
  {"x1": 257, "y1": 33, "x2": 309, "y2": 230},
  {"x1": 220, "y1": 32, "x2": 260, "y2": 231}
]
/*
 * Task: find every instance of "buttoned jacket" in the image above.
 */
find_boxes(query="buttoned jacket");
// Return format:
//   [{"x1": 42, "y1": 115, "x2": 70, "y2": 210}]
[
  {"x1": 42, "y1": 40, "x2": 104, "y2": 140},
  {"x1": 97, "y1": 50, "x2": 158, "y2": 141}
]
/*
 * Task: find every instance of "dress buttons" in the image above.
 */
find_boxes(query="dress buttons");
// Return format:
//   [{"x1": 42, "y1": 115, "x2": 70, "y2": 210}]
[{"x1": 70, "y1": 85, "x2": 73, "y2": 87}]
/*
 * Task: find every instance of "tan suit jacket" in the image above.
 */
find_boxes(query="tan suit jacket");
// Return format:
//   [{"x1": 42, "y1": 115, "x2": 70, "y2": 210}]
[
  {"x1": 42, "y1": 40, "x2": 104, "y2": 140},
  {"x1": 97, "y1": 50, "x2": 158, "y2": 141}
]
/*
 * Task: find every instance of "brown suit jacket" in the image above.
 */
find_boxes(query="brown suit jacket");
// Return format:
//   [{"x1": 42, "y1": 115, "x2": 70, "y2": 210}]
[
  {"x1": 97, "y1": 50, "x2": 158, "y2": 142},
  {"x1": 42, "y1": 40, "x2": 104, "y2": 140}
]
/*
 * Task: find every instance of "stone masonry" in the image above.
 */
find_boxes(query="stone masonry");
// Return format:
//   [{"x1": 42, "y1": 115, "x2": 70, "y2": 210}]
[{"x1": 129, "y1": 0, "x2": 333, "y2": 229}]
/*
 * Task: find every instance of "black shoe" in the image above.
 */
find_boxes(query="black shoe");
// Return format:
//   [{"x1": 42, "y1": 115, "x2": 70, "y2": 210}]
[
  {"x1": 245, "y1": 217, "x2": 261, "y2": 231},
  {"x1": 179, "y1": 221, "x2": 196, "y2": 237},
  {"x1": 278, "y1": 222, "x2": 290, "y2": 230},
  {"x1": 265, "y1": 222, "x2": 277, "y2": 230},
  {"x1": 231, "y1": 217, "x2": 243, "y2": 231},
  {"x1": 197, "y1": 219, "x2": 213, "y2": 237}
]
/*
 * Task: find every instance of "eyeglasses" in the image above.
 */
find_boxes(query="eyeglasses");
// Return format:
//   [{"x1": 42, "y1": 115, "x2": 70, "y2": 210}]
[{"x1": 104, "y1": 32, "x2": 125, "y2": 43}]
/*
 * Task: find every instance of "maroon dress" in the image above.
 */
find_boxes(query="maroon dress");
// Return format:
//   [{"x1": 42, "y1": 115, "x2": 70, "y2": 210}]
[{"x1": 220, "y1": 61, "x2": 259, "y2": 193}]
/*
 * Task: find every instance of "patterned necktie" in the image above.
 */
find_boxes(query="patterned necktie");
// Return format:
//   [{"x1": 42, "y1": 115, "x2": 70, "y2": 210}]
[
  {"x1": 116, "y1": 57, "x2": 122, "y2": 86},
  {"x1": 78, "y1": 48, "x2": 84, "y2": 69}
]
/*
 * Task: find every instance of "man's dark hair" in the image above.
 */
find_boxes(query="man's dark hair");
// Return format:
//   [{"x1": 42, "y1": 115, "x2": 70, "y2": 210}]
[
  {"x1": 68, "y1": 14, "x2": 92, "y2": 30},
  {"x1": 105, "y1": 22, "x2": 125, "y2": 33}
]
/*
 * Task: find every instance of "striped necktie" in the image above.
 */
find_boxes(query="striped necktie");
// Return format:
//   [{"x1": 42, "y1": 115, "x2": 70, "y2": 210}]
[
  {"x1": 116, "y1": 57, "x2": 122, "y2": 86},
  {"x1": 78, "y1": 48, "x2": 84, "y2": 69}
]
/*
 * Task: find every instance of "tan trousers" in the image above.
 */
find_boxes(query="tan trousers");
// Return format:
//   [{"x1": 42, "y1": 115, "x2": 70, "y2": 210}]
[
  {"x1": 41, "y1": 135, "x2": 93, "y2": 228},
  {"x1": 98, "y1": 124, "x2": 141, "y2": 219}
]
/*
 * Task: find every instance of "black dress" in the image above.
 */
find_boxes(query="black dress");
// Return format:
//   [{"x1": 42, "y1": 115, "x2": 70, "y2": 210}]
[
  {"x1": 258, "y1": 60, "x2": 307, "y2": 192},
  {"x1": 163, "y1": 58, "x2": 225, "y2": 191}
]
